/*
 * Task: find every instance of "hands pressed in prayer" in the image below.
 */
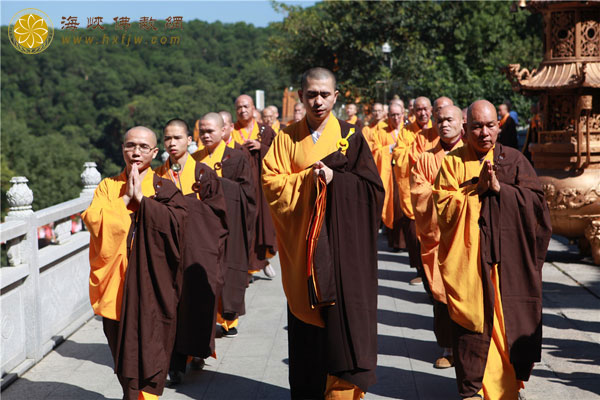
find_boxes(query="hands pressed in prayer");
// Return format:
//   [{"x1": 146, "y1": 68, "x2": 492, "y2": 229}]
[
  {"x1": 313, "y1": 161, "x2": 333, "y2": 185},
  {"x1": 124, "y1": 164, "x2": 143, "y2": 207},
  {"x1": 244, "y1": 139, "x2": 261, "y2": 151},
  {"x1": 476, "y1": 160, "x2": 500, "y2": 195}
]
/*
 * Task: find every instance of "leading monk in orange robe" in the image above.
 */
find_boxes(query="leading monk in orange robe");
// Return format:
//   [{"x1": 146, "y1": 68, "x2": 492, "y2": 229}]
[
  {"x1": 410, "y1": 105, "x2": 464, "y2": 370},
  {"x1": 433, "y1": 100, "x2": 552, "y2": 400},
  {"x1": 263, "y1": 67, "x2": 384, "y2": 399},
  {"x1": 83, "y1": 127, "x2": 188, "y2": 400}
]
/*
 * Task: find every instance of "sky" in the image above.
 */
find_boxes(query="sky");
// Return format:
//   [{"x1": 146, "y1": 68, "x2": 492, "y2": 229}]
[{"x1": 1, "y1": 0, "x2": 317, "y2": 28}]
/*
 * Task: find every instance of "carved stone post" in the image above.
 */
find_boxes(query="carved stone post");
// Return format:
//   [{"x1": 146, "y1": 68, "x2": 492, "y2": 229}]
[
  {"x1": 584, "y1": 218, "x2": 600, "y2": 265},
  {"x1": 6, "y1": 177, "x2": 34, "y2": 217},
  {"x1": 80, "y1": 162, "x2": 101, "y2": 197}
]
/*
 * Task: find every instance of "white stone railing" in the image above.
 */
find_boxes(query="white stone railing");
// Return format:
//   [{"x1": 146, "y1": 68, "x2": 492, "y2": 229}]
[{"x1": 0, "y1": 162, "x2": 101, "y2": 388}]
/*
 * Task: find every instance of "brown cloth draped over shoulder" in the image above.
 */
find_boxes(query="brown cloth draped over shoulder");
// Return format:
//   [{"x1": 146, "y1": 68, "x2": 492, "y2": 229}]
[
  {"x1": 217, "y1": 146, "x2": 257, "y2": 317},
  {"x1": 172, "y1": 163, "x2": 228, "y2": 359},
  {"x1": 477, "y1": 144, "x2": 551, "y2": 380},
  {"x1": 113, "y1": 175, "x2": 187, "y2": 396},
  {"x1": 318, "y1": 128, "x2": 384, "y2": 391},
  {"x1": 234, "y1": 122, "x2": 278, "y2": 268}
]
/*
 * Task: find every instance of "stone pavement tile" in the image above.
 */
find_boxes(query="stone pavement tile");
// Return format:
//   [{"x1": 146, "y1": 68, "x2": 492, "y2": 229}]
[{"x1": 525, "y1": 362, "x2": 600, "y2": 400}]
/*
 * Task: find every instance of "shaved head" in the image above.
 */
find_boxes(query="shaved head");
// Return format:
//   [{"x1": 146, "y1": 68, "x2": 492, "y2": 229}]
[
  {"x1": 433, "y1": 97, "x2": 454, "y2": 121},
  {"x1": 415, "y1": 96, "x2": 432, "y2": 109},
  {"x1": 124, "y1": 126, "x2": 157, "y2": 146},
  {"x1": 467, "y1": 100, "x2": 500, "y2": 156},
  {"x1": 235, "y1": 94, "x2": 254, "y2": 108},
  {"x1": 390, "y1": 98, "x2": 404, "y2": 108},
  {"x1": 436, "y1": 105, "x2": 464, "y2": 145},
  {"x1": 235, "y1": 94, "x2": 255, "y2": 124},
  {"x1": 163, "y1": 119, "x2": 189, "y2": 136},
  {"x1": 468, "y1": 100, "x2": 497, "y2": 125},
  {"x1": 219, "y1": 110, "x2": 233, "y2": 125},
  {"x1": 201, "y1": 112, "x2": 224, "y2": 129},
  {"x1": 300, "y1": 67, "x2": 336, "y2": 91}
]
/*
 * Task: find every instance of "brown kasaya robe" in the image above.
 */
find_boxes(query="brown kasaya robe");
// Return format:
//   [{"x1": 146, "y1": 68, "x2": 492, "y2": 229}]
[
  {"x1": 217, "y1": 147, "x2": 257, "y2": 318},
  {"x1": 242, "y1": 123, "x2": 278, "y2": 268},
  {"x1": 172, "y1": 163, "x2": 228, "y2": 361},
  {"x1": 113, "y1": 175, "x2": 187, "y2": 396}
]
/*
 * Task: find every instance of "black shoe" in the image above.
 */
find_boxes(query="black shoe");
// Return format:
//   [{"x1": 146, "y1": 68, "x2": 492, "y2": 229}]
[
  {"x1": 248, "y1": 273, "x2": 255, "y2": 284},
  {"x1": 168, "y1": 370, "x2": 184, "y2": 385},
  {"x1": 222, "y1": 326, "x2": 238, "y2": 337},
  {"x1": 191, "y1": 357, "x2": 205, "y2": 370}
]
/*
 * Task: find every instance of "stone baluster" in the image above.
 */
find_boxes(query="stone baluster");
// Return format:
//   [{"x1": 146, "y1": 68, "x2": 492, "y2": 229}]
[
  {"x1": 6, "y1": 177, "x2": 34, "y2": 217},
  {"x1": 80, "y1": 162, "x2": 101, "y2": 197},
  {"x1": 5, "y1": 177, "x2": 34, "y2": 266}
]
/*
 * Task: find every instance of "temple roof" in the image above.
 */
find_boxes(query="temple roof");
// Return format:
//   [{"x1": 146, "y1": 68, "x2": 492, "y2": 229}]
[{"x1": 504, "y1": 62, "x2": 600, "y2": 91}]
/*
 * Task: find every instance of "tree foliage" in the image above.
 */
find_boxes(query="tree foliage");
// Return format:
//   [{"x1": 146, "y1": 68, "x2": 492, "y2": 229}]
[
  {"x1": 1, "y1": 20, "x2": 288, "y2": 212},
  {"x1": 270, "y1": 1, "x2": 543, "y2": 114}
]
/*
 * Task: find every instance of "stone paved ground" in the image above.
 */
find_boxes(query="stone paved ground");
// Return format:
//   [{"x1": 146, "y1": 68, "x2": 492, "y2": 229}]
[{"x1": 2, "y1": 235, "x2": 599, "y2": 399}]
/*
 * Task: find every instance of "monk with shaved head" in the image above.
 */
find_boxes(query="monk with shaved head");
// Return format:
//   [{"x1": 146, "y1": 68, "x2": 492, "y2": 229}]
[
  {"x1": 410, "y1": 105, "x2": 464, "y2": 370},
  {"x1": 83, "y1": 126, "x2": 191, "y2": 399},
  {"x1": 433, "y1": 100, "x2": 551, "y2": 399},
  {"x1": 232, "y1": 95, "x2": 278, "y2": 279},
  {"x1": 262, "y1": 105, "x2": 282, "y2": 134},
  {"x1": 290, "y1": 102, "x2": 306, "y2": 125},
  {"x1": 193, "y1": 112, "x2": 257, "y2": 339},
  {"x1": 345, "y1": 103, "x2": 363, "y2": 131},
  {"x1": 154, "y1": 117, "x2": 228, "y2": 384},
  {"x1": 263, "y1": 66, "x2": 384, "y2": 399},
  {"x1": 391, "y1": 96, "x2": 433, "y2": 285}
]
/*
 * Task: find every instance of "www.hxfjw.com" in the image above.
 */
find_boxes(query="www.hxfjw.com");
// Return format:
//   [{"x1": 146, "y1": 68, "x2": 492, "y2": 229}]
[{"x1": 61, "y1": 34, "x2": 180, "y2": 46}]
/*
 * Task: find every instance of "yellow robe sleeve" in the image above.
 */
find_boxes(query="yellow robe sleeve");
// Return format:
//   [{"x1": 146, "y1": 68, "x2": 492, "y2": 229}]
[
  {"x1": 433, "y1": 145, "x2": 494, "y2": 333},
  {"x1": 262, "y1": 116, "x2": 342, "y2": 328},
  {"x1": 82, "y1": 176, "x2": 131, "y2": 321}
]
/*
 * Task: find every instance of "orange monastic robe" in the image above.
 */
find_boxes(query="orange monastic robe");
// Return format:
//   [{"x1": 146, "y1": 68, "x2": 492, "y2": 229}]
[
  {"x1": 272, "y1": 120, "x2": 282, "y2": 135},
  {"x1": 410, "y1": 140, "x2": 463, "y2": 303},
  {"x1": 392, "y1": 120, "x2": 432, "y2": 219},
  {"x1": 262, "y1": 115, "x2": 344, "y2": 328},
  {"x1": 371, "y1": 119, "x2": 402, "y2": 229},
  {"x1": 83, "y1": 170, "x2": 156, "y2": 321},
  {"x1": 232, "y1": 119, "x2": 259, "y2": 144}
]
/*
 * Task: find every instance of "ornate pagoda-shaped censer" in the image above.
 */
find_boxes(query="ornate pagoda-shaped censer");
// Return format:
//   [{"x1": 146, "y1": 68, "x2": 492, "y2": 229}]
[{"x1": 505, "y1": 0, "x2": 600, "y2": 263}]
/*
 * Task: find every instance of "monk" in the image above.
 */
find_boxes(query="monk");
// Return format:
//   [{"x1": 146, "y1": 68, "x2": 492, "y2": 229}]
[
  {"x1": 218, "y1": 110, "x2": 237, "y2": 149},
  {"x1": 263, "y1": 67, "x2": 384, "y2": 399},
  {"x1": 371, "y1": 102, "x2": 406, "y2": 250},
  {"x1": 363, "y1": 102, "x2": 385, "y2": 148},
  {"x1": 497, "y1": 103, "x2": 518, "y2": 149},
  {"x1": 392, "y1": 96, "x2": 432, "y2": 285},
  {"x1": 154, "y1": 119, "x2": 228, "y2": 383},
  {"x1": 289, "y1": 102, "x2": 306, "y2": 125},
  {"x1": 410, "y1": 105, "x2": 464, "y2": 370},
  {"x1": 433, "y1": 100, "x2": 552, "y2": 400},
  {"x1": 232, "y1": 94, "x2": 278, "y2": 279},
  {"x1": 194, "y1": 112, "x2": 256, "y2": 337},
  {"x1": 410, "y1": 97, "x2": 454, "y2": 161},
  {"x1": 263, "y1": 105, "x2": 282, "y2": 135},
  {"x1": 345, "y1": 103, "x2": 363, "y2": 130},
  {"x1": 407, "y1": 98, "x2": 416, "y2": 124},
  {"x1": 83, "y1": 127, "x2": 187, "y2": 399}
]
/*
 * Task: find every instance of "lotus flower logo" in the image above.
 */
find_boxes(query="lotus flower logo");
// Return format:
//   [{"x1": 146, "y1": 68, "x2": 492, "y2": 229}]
[{"x1": 8, "y1": 9, "x2": 54, "y2": 54}]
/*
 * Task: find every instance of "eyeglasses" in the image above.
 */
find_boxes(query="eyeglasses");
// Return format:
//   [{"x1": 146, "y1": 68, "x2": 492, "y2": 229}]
[{"x1": 123, "y1": 142, "x2": 156, "y2": 154}]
